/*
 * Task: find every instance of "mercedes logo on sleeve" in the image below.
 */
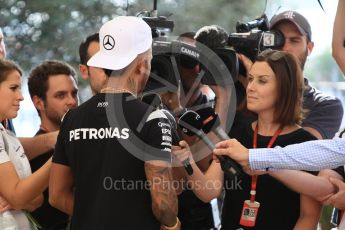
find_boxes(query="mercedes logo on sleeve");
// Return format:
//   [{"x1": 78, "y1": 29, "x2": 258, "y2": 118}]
[{"x1": 103, "y1": 35, "x2": 115, "y2": 50}]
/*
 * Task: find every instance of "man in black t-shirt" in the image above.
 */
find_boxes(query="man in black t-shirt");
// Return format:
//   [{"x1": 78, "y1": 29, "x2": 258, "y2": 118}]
[
  {"x1": 28, "y1": 60, "x2": 79, "y2": 229},
  {"x1": 49, "y1": 16, "x2": 179, "y2": 230},
  {"x1": 269, "y1": 11, "x2": 343, "y2": 139},
  {"x1": 78, "y1": 32, "x2": 109, "y2": 97},
  {"x1": 161, "y1": 32, "x2": 216, "y2": 230}
]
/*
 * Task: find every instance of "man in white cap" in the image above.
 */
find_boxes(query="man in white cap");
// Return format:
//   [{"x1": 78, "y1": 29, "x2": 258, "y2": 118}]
[{"x1": 49, "y1": 16, "x2": 180, "y2": 230}]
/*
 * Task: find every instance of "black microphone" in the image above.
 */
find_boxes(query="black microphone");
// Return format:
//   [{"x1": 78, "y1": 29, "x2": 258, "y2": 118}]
[
  {"x1": 140, "y1": 93, "x2": 193, "y2": 175},
  {"x1": 178, "y1": 110, "x2": 216, "y2": 150},
  {"x1": 178, "y1": 110, "x2": 242, "y2": 177},
  {"x1": 199, "y1": 109, "x2": 243, "y2": 176},
  {"x1": 196, "y1": 107, "x2": 229, "y2": 140}
]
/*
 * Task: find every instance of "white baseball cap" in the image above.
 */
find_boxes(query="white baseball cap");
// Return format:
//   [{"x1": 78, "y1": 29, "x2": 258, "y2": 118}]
[{"x1": 87, "y1": 16, "x2": 152, "y2": 70}]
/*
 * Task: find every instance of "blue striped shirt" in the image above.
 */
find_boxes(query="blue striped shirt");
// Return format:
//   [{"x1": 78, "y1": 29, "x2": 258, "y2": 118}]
[{"x1": 249, "y1": 138, "x2": 345, "y2": 171}]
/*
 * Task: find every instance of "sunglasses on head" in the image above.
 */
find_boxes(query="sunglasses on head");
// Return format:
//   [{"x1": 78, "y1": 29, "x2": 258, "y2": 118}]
[{"x1": 260, "y1": 49, "x2": 293, "y2": 81}]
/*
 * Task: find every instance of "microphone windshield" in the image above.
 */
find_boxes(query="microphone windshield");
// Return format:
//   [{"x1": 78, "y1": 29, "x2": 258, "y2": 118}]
[{"x1": 195, "y1": 107, "x2": 220, "y2": 134}]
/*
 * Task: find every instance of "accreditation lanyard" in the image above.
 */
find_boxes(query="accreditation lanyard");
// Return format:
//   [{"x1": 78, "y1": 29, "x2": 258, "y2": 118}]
[{"x1": 250, "y1": 124, "x2": 283, "y2": 202}]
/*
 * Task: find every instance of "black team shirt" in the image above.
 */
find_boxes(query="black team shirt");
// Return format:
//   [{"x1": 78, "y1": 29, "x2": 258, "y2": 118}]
[
  {"x1": 53, "y1": 93, "x2": 173, "y2": 230},
  {"x1": 30, "y1": 129, "x2": 69, "y2": 229}
]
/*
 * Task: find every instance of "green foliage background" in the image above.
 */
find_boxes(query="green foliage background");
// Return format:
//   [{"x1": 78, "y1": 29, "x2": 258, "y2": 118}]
[
  {"x1": 0, "y1": 2, "x2": 343, "y2": 229},
  {"x1": 0, "y1": 0, "x2": 264, "y2": 84},
  {"x1": 1, "y1": 0, "x2": 342, "y2": 88}
]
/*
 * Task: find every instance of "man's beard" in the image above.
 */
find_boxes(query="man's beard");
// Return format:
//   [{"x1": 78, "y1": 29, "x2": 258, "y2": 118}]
[
  {"x1": 45, "y1": 106, "x2": 63, "y2": 128},
  {"x1": 299, "y1": 49, "x2": 308, "y2": 70}
]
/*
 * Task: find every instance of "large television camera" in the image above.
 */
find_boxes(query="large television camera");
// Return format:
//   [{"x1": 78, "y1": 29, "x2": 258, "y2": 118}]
[
  {"x1": 140, "y1": 13, "x2": 202, "y2": 92},
  {"x1": 198, "y1": 14, "x2": 285, "y2": 85},
  {"x1": 142, "y1": 9, "x2": 285, "y2": 90},
  {"x1": 228, "y1": 14, "x2": 285, "y2": 61},
  {"x1": 146, "y1": 39, "x2": 201, "y2": 92}
]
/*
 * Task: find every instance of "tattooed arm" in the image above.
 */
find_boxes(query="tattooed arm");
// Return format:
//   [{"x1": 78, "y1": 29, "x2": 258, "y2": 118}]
[{"x1": 145, "y1": 160, "x2": 179, "y2": 229}]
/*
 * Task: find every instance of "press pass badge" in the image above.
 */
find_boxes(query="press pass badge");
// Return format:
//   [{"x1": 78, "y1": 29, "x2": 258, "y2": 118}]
[{"x1": 239, "y1": 200, "x2": 260, "y2": 227}]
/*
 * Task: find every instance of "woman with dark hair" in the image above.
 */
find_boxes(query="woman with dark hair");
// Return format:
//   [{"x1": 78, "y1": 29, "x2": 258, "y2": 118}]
[
  {"x1": 173, "y1": 49, "x2": 320, "y2": 230},
  {"x1": 0, "y1": 59, "x2": 51, "y2": 229}
]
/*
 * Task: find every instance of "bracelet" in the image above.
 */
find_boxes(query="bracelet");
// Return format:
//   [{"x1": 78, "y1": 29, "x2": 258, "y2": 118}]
[{"x1": 162, "y1": 217, "x2": 180, "y2": 229}]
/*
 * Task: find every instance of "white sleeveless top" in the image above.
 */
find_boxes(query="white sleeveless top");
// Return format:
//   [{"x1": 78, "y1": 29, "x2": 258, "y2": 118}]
[{"x1": 0, "y1": 123, "x2": 32, "y2": 229}]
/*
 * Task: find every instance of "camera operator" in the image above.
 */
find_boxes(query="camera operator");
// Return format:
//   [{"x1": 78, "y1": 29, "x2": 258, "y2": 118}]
[
  {"x1": 269, "y1": 10, "x2": 343, "y2": 140},
  {"x1": 233, "y1": 10, "x2": 343, "y2": 140},
  {"x1": 161, "y1": 26, "x2": 235, "y2": 230},
  {"x1": 194, "y1": 25, "x2": 233, "y2": 126},
  {"x1": 161, "y1": 32, "x2": 216, "y2": 230},
  {"x1": 194, "y1": 25, "x2": 256, "y2": 136},
  {"x1": 177, "y1": 32, "x2": 210, "y2": 109},
  {"x1": 174, "y1": 25, "x2": 236, "y2": 230}
]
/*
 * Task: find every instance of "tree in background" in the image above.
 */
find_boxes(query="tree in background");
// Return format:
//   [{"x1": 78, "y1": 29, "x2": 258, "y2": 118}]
[
  {"x1": 0, "y1": 0, "x2": 264, "y2": 87},
  {"x1": 0, "y1": 0, "x2": 123, "y2": 83}
]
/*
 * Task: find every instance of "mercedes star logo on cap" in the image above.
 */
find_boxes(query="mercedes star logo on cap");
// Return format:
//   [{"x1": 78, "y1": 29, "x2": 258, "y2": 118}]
[{"x1": 103, "y1": 35, "x2": 115, "y2": 50}]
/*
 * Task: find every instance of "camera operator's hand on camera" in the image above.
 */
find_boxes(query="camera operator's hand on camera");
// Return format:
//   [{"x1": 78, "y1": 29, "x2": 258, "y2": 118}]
[
  {"x1": 238, "y1": 53, "x2": 253, "y2": 76},
  {"x1": 237, "y1": 53, "x2": 253, "y2": 88}
]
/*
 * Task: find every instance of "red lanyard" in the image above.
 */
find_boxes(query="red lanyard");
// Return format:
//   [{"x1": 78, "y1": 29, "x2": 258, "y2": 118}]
[{"x1": 250, "y1": 124, "x2": 283, "y2": 202}]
